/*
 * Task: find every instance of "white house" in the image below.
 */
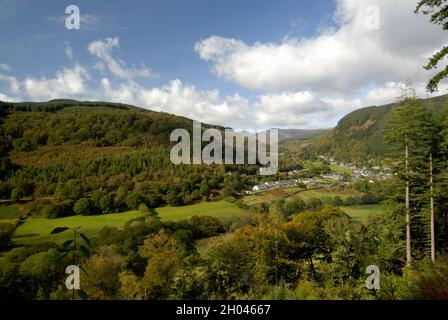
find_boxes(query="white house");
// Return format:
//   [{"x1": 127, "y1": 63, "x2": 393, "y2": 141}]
[{"x1": 253, "y1": 184, "x2": 268, "y2": 192}]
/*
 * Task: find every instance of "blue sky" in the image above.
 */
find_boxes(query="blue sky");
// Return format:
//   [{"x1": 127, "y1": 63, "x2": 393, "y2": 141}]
[
  {"x1": 0, "y1": 0, "x2": 335, "y2": 95},
  {"x1": 0, "y1": 0, "x2": 447, "y2": 129}
]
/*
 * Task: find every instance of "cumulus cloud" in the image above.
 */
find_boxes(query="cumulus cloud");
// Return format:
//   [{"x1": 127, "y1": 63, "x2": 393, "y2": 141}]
[
  {"x1": 362, "y1": 81, "x2": 448, "y2": 106},
  {"x1": 138, "y1": 79, "x2": 249, "y2": 126},
  {"x1": 195, "y1": 0, "x2": 448, "y2": 95},
  {"x1": 22, "y1": 65, "x2": 90, "y2": 100},
  {"x1": 97, "y1": 79, "x2": 361, "y2": 128},
  {"x1": 0, "y1": 92, "x2": 19, "y2": 102},
  {"x1": 88, "y1": 37, "x2": 155, "y2": 80},
  {"x1": 253, "y1": 92, "x2": 329, "y2": 126},
  {"x1": 94, "y1": 78, "x2": 250, "y2": 127},
  {"x1": 253, "y1": 92, "x2": 362, "y2": 128},
  {"x1": 0, "y1": 73, "x2": 20, "y2": 94},
  {"x1": 4, "y1": 0, "x2": 448, "y2": 130}
]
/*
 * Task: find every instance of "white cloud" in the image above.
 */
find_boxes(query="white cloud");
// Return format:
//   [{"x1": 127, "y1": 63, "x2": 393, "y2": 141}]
[
  {"x1": 138, "y1": 79, "x2": 249, "y2": 126},
  {"x1": 0, "y1": 92, "x2": 19, "y2": 102},
  {"x1": 0, "y1": 73, "x2": 20, "y2": 94},
  {"x1": 195, "y1": 0, "x2": 448, "y2": 95},
  {"x1": 88, "y1": 37, "x2": 155, "y2": 80},
  {"x1": 4, "y1": 0, "x2": 448, "y2": 131},
  {"x1": 99, "y1": 78, "x2": 140, "y2": 105},
  {"x1": 363, "y1": 81, "x2": 448, "y2": 106},
  {"x1": 118, "y1": 79, "x2": 361, "y2": 128},
  {"x1": 253, "y1": 91, "x2": 329, "y2": 126},
  {"x1": 253, "y1": 91, "x2": 362, "y2": 128},
  {"x1": 0, "y1": 63, "x2": 10, "y2": 71},
  {"x1": 22, "y1": 65, "x2": 90, "y2": 100}
]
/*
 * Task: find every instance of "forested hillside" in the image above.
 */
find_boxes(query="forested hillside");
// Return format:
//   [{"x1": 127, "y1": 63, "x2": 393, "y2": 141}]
[
  {"x1": 303, "y1": 95, "x2": 448, "y2": 164},
  {"x1": 0, "y1": 100, "x2": 251, "y2": 218}
]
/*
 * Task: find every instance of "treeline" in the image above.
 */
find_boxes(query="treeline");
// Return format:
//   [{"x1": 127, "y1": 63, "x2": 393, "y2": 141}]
[
  {"x1": 4, "y1": 156, "x2": 248, "y2": 218},
  {"x1": 386, "y1": 82, "x2": 448, "y2": 263}
]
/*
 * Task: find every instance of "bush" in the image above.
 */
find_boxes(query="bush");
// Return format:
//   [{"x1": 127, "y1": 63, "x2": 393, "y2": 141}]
[
  {"x1": 187, "y1": 216, "x2": 225, "y2": 238},
  {"x1": 284, "y1": 196, "x2": 306, "y2": 215},
  {"x1": 40, "y1": 200, "x2": 73, "y2": 219},
  {"x1": 305, "y1": 197, "x2": 323, "y2": 212},
  {"x1": 190, "y1": 190, "x2": 201, "y2": 201},
  {"x1": 74, "y1": 198, "x2": 95, "y2": 215},
  {"x1": 333, "y1": 196, "x2": 344, "y2": 206},
  {"x1": 0, "y1": 181, "x2": 10, "y2": 199},
  {"x1": 126, "y1": 192, "x2": 142, "y2": 210},
  {"x1": 99, "y1": 194, "x2": 114, "y2": 214},
  {"x1": 27, "y1": 199, "x2": 51, "y2": 216},
  {"x1": 166, "y1": 191, "x2": 183, "y2": 207},
  {"x1": 10, "y1": 187, "x2": 23, "y2": 204},
  {"x1": 344, "y1": 196, "x2": 358, "y2": 206},
  {"x1": 146, "y1": 193, "x2": 163, "y2": 208},
  {"x1": 0, "y1": 223, "x2": 15, "y2": 249},
  {"x1": 41, "y1": 204, "x2": 63, "y2": 219},
  {"x1": 138, "y1": 203, "x2": 150, "y2": 214}
]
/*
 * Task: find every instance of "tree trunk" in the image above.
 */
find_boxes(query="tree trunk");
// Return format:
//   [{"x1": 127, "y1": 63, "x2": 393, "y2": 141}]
[
  {"x1": 309, "y1": 255, "x2": 316, "y2": 280},
  {"x1": 430, "y1": 151, "x2": 435, "y2": 263},
  {"x1": 405, "y1": 136, "x2": 412, "y2": 267}
]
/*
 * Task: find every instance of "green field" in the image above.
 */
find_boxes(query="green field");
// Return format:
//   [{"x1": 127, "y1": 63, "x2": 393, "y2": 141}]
[
  {"x1": 341, "y1": 204, "x2": 385, "y2": 222},
  {"x1": 296, "y1": 189, "x2": 357, "y2": 200},
  {"x1": 12, "y1": 201, "x2": 248, "y2": 245},
  {"x1": 0, "y1": 205, "x2": 24, "y2": 220},
  {"x1": 329, "y1": 164, "x2": 353, "y2": 174},
  {"x1": 243, "y1": 187, "x2": 358, "y2": 207},
  {"x1": 156, "y1": 201, "x2": 247, "y2": 221}
]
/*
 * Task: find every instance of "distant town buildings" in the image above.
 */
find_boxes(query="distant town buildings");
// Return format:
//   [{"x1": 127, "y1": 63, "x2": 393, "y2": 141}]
[
  {"x1": 247, "y1": 156, "x2": 391, "y2": 194},
  {"x1": 251, "y1": 179, "x2": 302, "y2": 194}
]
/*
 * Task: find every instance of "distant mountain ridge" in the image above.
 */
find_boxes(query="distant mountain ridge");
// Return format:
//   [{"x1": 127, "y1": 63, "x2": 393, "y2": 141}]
[{"x1": 277, "y1": 128, "x2": 328, "y2": 141}]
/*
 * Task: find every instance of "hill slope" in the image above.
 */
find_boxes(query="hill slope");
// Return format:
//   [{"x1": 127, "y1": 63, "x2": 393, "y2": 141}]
[
  {"x1": 0, "y1": 99, "x2": 234, "y2": 210},
  {"x1": 305, "y1": 94, "x2": 448, "y2": 163},
  {"x1": 277, "y1": 128, "x2": 328, "y2": 141}
]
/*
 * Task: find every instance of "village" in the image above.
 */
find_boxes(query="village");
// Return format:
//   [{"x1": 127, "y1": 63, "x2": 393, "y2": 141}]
[{"x1": 246, "y1": 155, "x2": 392, "y2": 195}]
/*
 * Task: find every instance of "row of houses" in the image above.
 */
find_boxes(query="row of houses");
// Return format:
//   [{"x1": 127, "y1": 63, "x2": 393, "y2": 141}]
[
  {"x1": 318, "y1": 155, "x2": 391, "y2": 181},
  {"x1": 250, "y1": 179, "x2": 301, "y2": 193}
]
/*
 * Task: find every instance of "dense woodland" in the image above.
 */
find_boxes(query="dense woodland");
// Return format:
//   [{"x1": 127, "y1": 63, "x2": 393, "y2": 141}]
[
  {"x1": 300, "y1": 94, "x2": 448, "y2": 164},
  {"x1": 0, "y1": 101, "x2": 254, "y2": 217}
]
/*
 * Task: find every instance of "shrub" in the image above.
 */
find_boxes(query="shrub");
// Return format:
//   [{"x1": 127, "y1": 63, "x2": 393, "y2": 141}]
[
  {"x1": 41, "y1": 204, "x2": 63, "y2": 219},
  {"x1": 126, "y1": 192, "x2": 142, "y2": 210},
  {"x1": 74, "y1": 198, "x2": 95, "y2": 215},
  {"x1": 0, "y1": 223, "x2": 15, "y2": 249},
  {"x1": 99, "y1": 194, "x2": 114, "y2": 214},
  {"x1": 10, "y1": 187, "x2": 23, "y2": 204},
  {"x1": 138, "y1": 203, "x2": 150, "y2": 214},
  {"x1": 146, "y1": 193, "x2": 163, "y2": 208},
  {"x1": 333, "y1": 196, "x2": 344, "y2": 206}
]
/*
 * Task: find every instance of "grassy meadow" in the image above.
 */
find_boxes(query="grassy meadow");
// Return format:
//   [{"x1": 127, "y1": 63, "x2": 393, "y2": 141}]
[
  {"x1": 11, "y1": 201, "x2": 248, "y2": 245},
  {"x1": 340, "y1": 204, "x2": 385, "y2": 222}
]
